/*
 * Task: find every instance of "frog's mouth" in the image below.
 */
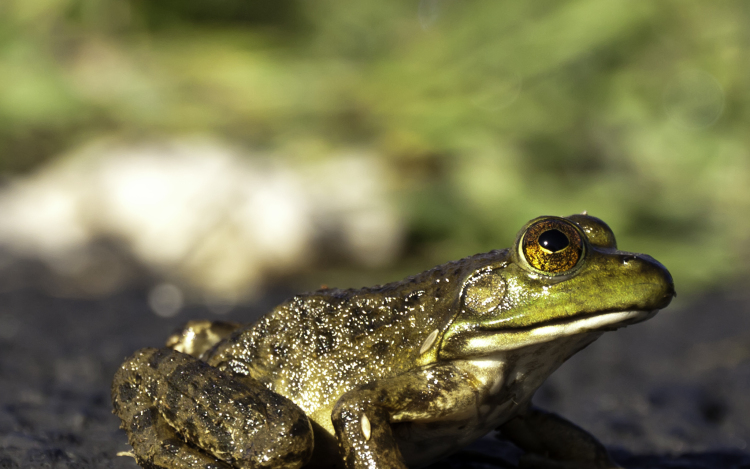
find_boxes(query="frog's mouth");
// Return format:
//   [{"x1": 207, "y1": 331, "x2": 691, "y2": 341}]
[
  {"x1": 521, "y1": 308, "x2": 658, "y2": 336},
  {"x1": 446, "y1": 309, "x2": 658, "y2": 355}
]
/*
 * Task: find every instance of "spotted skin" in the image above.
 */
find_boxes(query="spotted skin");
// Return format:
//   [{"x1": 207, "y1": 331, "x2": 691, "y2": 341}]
[
  {"x1": 202, "y1": 255, "x2": 495, "y2": 432},
  {"x1": 113, "y1": 348, "x2": 313, "y2": 469},
  {"x1": 112, "y1": 214, "x2": 675, "y2": 469}
]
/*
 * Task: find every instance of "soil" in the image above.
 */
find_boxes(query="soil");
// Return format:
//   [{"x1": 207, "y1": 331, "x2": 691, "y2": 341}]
[{"x1": 1, "y1": 278, "x2": 749, "y2": 468}]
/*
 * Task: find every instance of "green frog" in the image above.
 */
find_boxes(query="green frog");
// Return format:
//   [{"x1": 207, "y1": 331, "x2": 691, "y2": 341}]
[{"x1": 112, "y1": 214, "x2": 674, "y2": 469}]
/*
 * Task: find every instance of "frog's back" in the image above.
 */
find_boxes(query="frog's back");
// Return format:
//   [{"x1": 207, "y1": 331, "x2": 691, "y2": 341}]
[{"x1": 206, "y1": 251, "x2": 505, "y2": 416}]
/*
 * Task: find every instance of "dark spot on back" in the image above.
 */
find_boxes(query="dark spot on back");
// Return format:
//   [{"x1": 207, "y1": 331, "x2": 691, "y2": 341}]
[
  {"x1": 147, "y1": 349, "x2": 170, "y2": 369},
  {"x1": 372, "y1": 340, "x2": 389, "y2": 356},
  {"x1": 146, "y1": 380, "x2": 159, "y2": 399},
  {"x1": 118, "y1": 383, "x2": 137, "y2": 403},
  {"x1": 132, "y1": 407, "x2": 157, "y2": 431}
]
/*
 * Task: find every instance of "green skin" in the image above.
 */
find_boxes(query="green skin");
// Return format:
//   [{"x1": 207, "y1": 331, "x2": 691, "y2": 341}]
[{"x1": 112, "y1": 214, "x2": 675, "y2": 469}]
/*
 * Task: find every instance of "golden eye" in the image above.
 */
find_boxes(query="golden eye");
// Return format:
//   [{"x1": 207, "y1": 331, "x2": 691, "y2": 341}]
[{"x1": 521, "y1": 219, "x2": 583, "y2": 274}]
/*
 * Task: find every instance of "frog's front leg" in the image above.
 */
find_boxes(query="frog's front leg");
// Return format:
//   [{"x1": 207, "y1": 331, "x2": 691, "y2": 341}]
[
  {"x1": 499, "y1": 406, "x2": 620, "y2": 469},
  {"x1": 112, "y1": 348, "x2": 313, "y2": 469},
  {"x1": 331, "y1": 364, "x2": 479, "y2": 469}
]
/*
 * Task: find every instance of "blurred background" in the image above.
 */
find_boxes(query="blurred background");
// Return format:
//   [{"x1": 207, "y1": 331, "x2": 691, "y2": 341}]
[
  {"x1": 1, "y1": 1, "x2": 750, "y2": 467},
  {"x1": 1, "y1": 0, "x2": 749, "y2": 303}
]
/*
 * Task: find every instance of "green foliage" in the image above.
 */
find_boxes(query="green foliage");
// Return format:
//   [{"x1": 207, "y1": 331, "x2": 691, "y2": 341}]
[{"x1": 1, "y1": 0, "x2": 748, "y2": 291}]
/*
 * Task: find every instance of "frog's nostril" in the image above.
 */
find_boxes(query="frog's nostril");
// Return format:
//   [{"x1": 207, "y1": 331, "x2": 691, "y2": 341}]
[{"x1": 620, "y1": 255, "x2": 638, "y2": 265}]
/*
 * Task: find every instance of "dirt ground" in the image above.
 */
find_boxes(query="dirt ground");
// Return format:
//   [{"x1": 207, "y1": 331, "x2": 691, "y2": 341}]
[{"x1": 1, "y1": 273, "x2": 749, "y2": 468}]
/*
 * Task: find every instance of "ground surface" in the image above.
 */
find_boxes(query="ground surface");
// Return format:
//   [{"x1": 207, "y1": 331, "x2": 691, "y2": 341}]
[{"x1": 1, "y1": 279, "x2": 749, "y2": 468}]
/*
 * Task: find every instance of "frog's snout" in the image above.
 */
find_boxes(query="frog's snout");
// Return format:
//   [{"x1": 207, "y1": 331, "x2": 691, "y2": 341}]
[
  {"x1": 619, "y1": 252, "x2": 675, "y2": 310},
  {"x1": 655, "y1": 275, "x2": 677, "y2": 309}
]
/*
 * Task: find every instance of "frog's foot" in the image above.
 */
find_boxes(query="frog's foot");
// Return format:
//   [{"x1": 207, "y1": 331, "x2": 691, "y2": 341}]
[
  {"x1": 166, "y1": 320, "x2": 241, "y2": 358},
  {"x1": 499, "y1": 407, "x2": 621, "y2": 469},
  {"x1": 112, "y1": 348, "x2": 314, "y2": 469}
]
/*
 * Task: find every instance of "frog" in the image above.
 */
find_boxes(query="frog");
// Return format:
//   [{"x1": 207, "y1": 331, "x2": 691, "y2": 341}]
[{"x1": 112, "y1": 214, "x2": 675, "y2": 469}]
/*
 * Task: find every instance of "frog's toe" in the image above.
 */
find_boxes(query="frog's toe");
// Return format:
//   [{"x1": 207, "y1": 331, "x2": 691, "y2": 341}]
[
  {"x1": 112, "y1": 347, "x2": 314, "y2": 469},
  {"x1": 165, "y1": 320, "x2": 241, "y2": 358}
]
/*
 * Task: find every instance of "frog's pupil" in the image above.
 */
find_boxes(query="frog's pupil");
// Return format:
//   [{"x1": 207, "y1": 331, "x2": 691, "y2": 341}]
[{"x1": 539, "y1": 229, "x2": 569, "y2": 252}]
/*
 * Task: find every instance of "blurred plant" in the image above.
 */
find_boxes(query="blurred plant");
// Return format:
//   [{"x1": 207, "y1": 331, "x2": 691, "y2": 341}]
[{"x1": 0, "y1": 0, "x2": 748, "y2": 291}]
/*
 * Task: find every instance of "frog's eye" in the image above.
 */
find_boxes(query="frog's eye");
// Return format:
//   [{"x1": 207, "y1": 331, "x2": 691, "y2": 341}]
[{"x1": 521, "y1": 219, "x2": 584, "y2": 274}]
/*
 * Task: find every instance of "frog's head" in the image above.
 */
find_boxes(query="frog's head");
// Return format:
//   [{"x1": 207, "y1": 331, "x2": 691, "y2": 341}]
[{"x1": 440, "y1": 214, "x2": 675, "y2": 358}]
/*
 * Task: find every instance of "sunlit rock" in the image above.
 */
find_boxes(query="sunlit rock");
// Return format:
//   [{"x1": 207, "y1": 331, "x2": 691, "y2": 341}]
[{"x1": 0, "y1": 138, "x2": 404, "y2": 300}]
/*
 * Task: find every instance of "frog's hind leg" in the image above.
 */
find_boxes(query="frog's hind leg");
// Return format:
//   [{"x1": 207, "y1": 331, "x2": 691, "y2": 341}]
[
  {"x1": 112, "y1": 348, "x2": 314, "y2": 469},
  {"x1": 166, "y1": 320, "x2": 241, "y2": 358},
  {"x1": 113, "y1": 402, "x2": 230, "y2": 469}
]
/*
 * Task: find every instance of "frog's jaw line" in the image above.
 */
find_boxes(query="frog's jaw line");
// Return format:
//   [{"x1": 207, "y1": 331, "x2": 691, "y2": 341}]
[
  {"x1": 530, "y1": 309, "x2": 657, "y2": 338},
  {"x1": 466, "y1": 310, "x2": 657, "y2": 352}
]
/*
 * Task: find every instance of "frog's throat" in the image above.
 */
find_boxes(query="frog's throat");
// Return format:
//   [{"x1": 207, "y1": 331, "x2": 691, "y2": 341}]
[{"x1": 444, "y1": 310, "x2": 657, "y2": 356}]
